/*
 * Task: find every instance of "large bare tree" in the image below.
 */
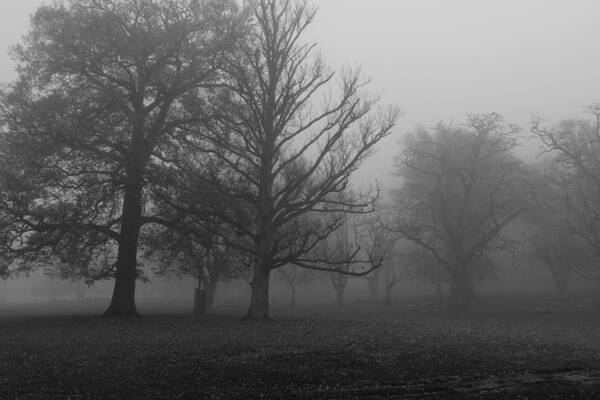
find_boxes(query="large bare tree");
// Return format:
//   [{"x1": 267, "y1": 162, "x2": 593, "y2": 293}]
[
  {"x1": 392, "y1": 114, "x2": 538, "y2": 308},
  {"x1": 184, "y1": 0, "x2": 399, "y2": 319}
]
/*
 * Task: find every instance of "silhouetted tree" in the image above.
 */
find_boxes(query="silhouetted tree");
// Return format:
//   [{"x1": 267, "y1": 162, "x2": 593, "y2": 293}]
[
  {"x1": 144, "y1": 225, "x2": 248, "y2": 314},
  {"x1": 325, "y1": 216, "x2": 358, "y2": 307},
  {"x1": 188, "y1": 0, "x2": 398, "y2": 319},
  {"x1": 361, "y1": 211, "x2": 399, "y2": 303},
  {"x1": 274, "y1": 264, "x2": 315, "y2": 306},
  {"x1": 520, "y1": 170, "x2": 588, "y2": 294},
  {"x1": 531, "y1": 106, "x2": 600, "y2": 281},
  {"x1": 380, "y1": 242, "x2": 428, "y2": 306},
  {"x1": 0, "y1": 0, "x2": 243, "y2": 316},
  {"x1": 393, "y1": 114, "x2": 538, "y2": 308},
  {"x1": 381, "y1": 248, "x2": 406, "y2": 306}
]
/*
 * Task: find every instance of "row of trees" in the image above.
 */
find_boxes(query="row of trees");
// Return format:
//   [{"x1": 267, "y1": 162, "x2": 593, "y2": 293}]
[
  {"x1": 0, "y1": 0, "x2": 398, "y2": 319},
  {"x1": 1, "y1": 0, "x2": 597, "y2": 318},
  {"x1": 268, "y1": 105, "x2": 600, "y2": 309},
  {"x1": 391, "y1": 107, "x2": 600, "y2": 308}
]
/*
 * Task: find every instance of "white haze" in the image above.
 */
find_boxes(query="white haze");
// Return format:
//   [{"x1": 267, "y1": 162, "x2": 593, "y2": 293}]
[{"x1": 3, "y1": 1, "x2": 600, "y2": 187}]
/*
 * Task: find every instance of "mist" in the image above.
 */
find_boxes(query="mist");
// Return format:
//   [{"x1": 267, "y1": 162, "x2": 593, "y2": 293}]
[{"x1": 2, "y1": 1, "x2": 600, "y2": 398}]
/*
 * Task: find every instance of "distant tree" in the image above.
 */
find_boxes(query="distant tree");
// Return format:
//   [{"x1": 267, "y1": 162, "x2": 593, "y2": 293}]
[
  {"x1": 186, "y1": 0, "x2": 399, "y2": 319},
  {"x1": 329, "y1": 271, "x2": 349, "y2": 307},
  {"x1": 0, "y1": 0, "x2": 243, "y2": 316},
  {"x1": 525, "y1": 229, "x2": 582, "y2": 293},
  {"x1": 274, "y1": 264, "x2": 315, "y2": 307},
  {"x1": 394, "y1": 242, "x2": 448, "y2": 305},
  {"x1": 276, "y1": 265, "x2": 299, "y2": 307},
  {"x1": 144, "y1": 226, "x2": 248, "y2": 314},
  {"x1": 32, "y1": 276, "x2": 88, "y2": 302},
  {"x1": 325, "y1": 217, "x2": 356, "y2": 307},
  {"x1": 361, "y1": 211, "x2": 399, "y2": 303},
  {"x1": 381, "y1": 244, "x2": 409, "y2": 306},
  {"x1": 531, "y1": 106, "x2": 600, "y2": 281},
  {"x1": 520, "y1": 169, "x2": 589, "y2": 294},
  {"x1": 364, "y1": 269, "x2": 381, "y2": 303},
  {"x1": 392, "y1": 114, "x2": 539, "y2": 308}
]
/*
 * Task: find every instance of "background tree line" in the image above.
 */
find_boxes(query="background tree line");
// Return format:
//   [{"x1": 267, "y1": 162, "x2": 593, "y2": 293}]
[{"x1": 1, "y1": 0, "x2": 599, "y2": 318}]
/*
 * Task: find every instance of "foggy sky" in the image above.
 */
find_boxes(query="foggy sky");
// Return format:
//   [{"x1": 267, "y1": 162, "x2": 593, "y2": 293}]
[{"x1": 2, "y1": 1, "x2": 600, "y2": 185}]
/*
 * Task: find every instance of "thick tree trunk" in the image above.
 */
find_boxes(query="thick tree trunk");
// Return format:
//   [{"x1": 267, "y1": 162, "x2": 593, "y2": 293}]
[
  {"x1": 367, "y1": 270, "x2": 380, "y2": 303},
  {"x1": 103, "y1": 240, "x2": 139, "y2": 316},
  {"x1": 193, "y1": 287, "x2": 205, "y2": 315},
  {"x1": 193, "y1": 277, "x2": 207, "y2": 315},
  {"x1": 246, "y1": 260, "x2": 271, "y2": 320},
  {"x1": 205, "y1": 278, "x2": 218, "y2": 312},
  {"x1": 103, "y1": 171, "x2": 143, "y2": 317}
]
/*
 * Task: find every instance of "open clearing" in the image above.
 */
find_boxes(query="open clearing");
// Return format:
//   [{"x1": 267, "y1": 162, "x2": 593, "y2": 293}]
[{"x1": 2, "y1": 296, "x2": 600, "y2": 399}]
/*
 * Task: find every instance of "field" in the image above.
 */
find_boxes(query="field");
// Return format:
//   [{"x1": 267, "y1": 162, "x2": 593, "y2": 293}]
[{"x1": 2, "y1": 295, "x2": 600, "y2": 399}]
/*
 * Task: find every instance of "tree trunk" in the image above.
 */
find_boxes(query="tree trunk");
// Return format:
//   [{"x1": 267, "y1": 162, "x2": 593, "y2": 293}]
[
  {"x1": 449, "y1": 265, "x2": 469, "y2": 310},
  {"x1": 384, "y1": 283, "x2": 392, "y2": 306},
  {"x1": 103, "y1": 239, "x2": 139, "y2": 316},
  {"x1": 290, "y1": 284, "x2": 296, "y2": 307},
  {"x1": 466, "y1": 278, "x2": 476, "y2": 303},
  {"x1": 336, "y1": 286, "x2": 345, "y2": 307},
  {"x1": 246, "y1": 260, "x2": 271, "y2": 320},
  {"x1": 434, "y1": 261, "x2": 443, "y2": 306},
  {"x1": 205, "y1": 277, "x2": 218, "y2": 312},
  {"x1": 551, "y1": 264, "x2": 570, "y2": 295},
  {"x1": 367, "y1": 270, "x2": 380, "y2": 303},
  {"x1": 193, "y1": 287, "x2": 205, "y2": 315},
  {"x1": 555, "y1": 275, "x2": 568, "y2": 295},
  {"x1": 103, "y1": 170, "x2": 143, "y2": 317},
  {"x1": 193, "y1": 277, "x2": 206, "y2": 315}
]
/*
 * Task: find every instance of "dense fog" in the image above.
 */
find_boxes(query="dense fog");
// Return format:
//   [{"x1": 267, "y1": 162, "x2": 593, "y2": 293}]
[{"x1": 3, "y1": 2, "x2": 600, "y2": 398}]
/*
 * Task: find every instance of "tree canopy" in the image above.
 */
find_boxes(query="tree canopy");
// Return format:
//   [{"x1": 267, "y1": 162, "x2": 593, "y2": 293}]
[
  {"x1": 392, "y1": 114, "x2": 539, "y2": 307},
  {"x1": 0, "y1": 0, "x2": 244, "y2": 315},
  {"x1": 0, "y1": 0, "x2": 397, "y2": 319},
  {"x1": 163, "y1": 0, "x2": 399, "y2": 319}
]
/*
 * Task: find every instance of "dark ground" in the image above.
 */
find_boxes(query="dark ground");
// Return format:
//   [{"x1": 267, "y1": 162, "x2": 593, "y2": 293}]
[{"x1": 2, "y1": 294, "x2": 600, "y2": 399}]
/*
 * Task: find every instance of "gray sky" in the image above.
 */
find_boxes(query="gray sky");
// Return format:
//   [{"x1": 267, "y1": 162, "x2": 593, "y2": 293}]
[{"x1": 2, "y1": 0, "x2": 600, "y2": 184}]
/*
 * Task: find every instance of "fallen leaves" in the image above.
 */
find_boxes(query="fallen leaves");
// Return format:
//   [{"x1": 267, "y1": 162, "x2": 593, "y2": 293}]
[{"x1": 0, "y1": 305, "x2": 600, "y2": 398}]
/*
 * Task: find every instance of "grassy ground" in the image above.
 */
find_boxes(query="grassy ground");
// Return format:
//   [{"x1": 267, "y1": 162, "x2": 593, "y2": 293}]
[{"x1": 2, "y1": 295, "x2": 600, "y2": 399}]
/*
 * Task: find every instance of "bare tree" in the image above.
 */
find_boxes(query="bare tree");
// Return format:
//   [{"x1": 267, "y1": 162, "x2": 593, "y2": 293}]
[
  {"x1": 382, "y1": 242, "x2": 429, "y2": 306},
  {"x1": 276, "y1": 265, "x2": 299, "y2": 307},
  {"x1": 381, "y1": 249, "x2": 405, "y2": 306},
  {"x1": 521, "y1": 179, "x2": 588, "y2": 294},
  {"x1": 361, "y1": 211, "x2": 399, "y2": 303},
  {"x1": 324, "y1": 216, "x2": 357, "y2": 307},
  {"x1": 275, "y1": 264, "x2": 315, "y2": 307},
  {"x1": 392, "y1": 114, "x2": 538, "y2": 308},
  {"x1": 276, "y1": 264, "x2": 316, "y2": 307},
  {"x1": 144, "y1": 225, "x2": 247, "y2": 314},
  {"x1": 185, "y1": 0, "x2": 399, "y2": 319},
  {"x1": 531, "y1": 107, "x2": 600, "y2": 280}
]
